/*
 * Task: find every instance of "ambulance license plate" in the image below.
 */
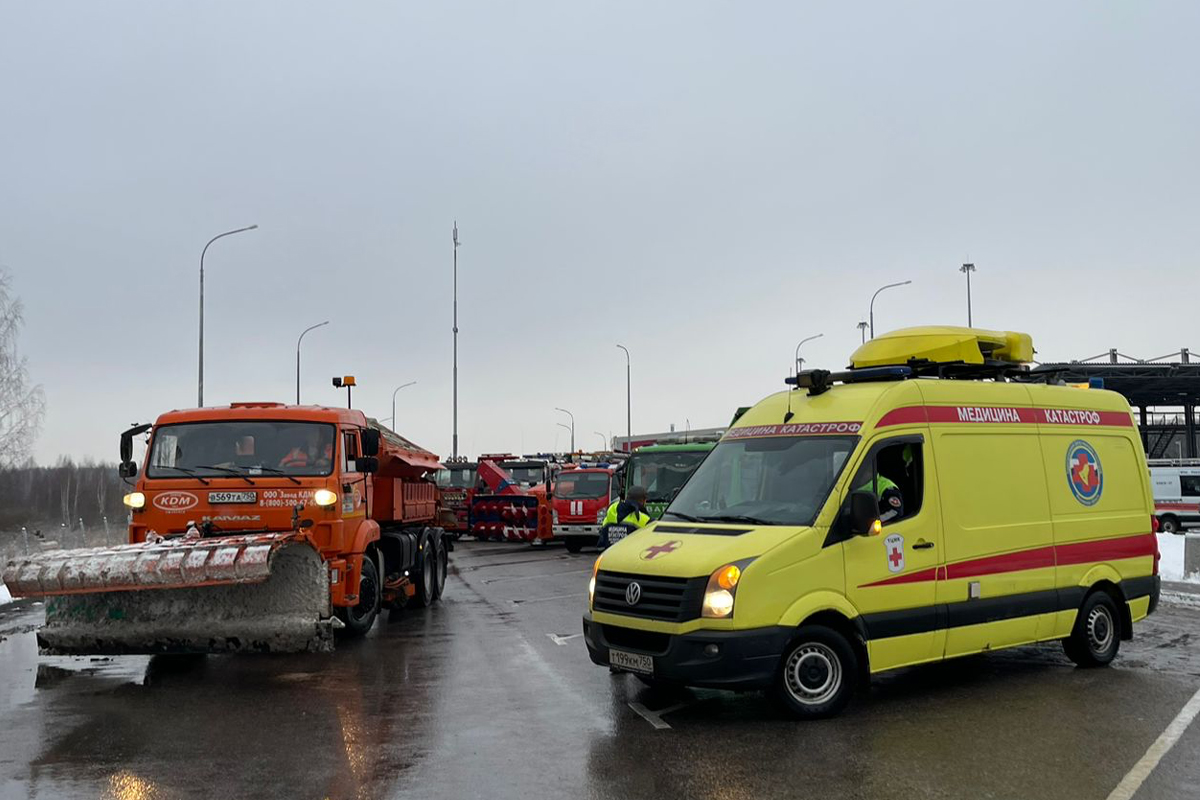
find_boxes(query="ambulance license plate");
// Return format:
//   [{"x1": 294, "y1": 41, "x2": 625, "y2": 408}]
[{"x1": 609, "y1": 649, "x2": 653, "y2": 675}]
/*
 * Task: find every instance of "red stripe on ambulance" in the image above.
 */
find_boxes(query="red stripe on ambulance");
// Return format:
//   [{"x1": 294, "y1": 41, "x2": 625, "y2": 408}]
[{"x1": 877, "y1": 405, "x2": 1133, "y2": 428}]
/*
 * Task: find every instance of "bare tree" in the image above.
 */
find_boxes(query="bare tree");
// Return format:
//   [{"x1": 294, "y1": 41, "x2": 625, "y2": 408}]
[{"x1": 0, "y1": 271, "x2": 44, "y2": 467}]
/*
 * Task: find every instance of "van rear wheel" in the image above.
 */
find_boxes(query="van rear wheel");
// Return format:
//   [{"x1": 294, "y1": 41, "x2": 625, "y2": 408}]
[
  {"x1": 772, "y1": 625, "x2": 857, "y2": 719},
  {"x1": 1159, "y1": 515, "x2": 1181, "y2": 535},
  {"x1": 1064, "y1": 591, "x2": 1122, "y2": 667}
]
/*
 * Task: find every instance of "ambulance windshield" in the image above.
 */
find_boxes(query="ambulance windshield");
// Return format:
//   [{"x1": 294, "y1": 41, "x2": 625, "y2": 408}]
[{"x1": 663, "y1": 435, "x2": 857, "y2": 526}]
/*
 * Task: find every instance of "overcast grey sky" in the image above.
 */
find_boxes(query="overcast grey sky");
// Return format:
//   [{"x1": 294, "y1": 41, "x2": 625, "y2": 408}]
[{"x1": 2, "y1": 1, "x2": 1198, "y2": 464}]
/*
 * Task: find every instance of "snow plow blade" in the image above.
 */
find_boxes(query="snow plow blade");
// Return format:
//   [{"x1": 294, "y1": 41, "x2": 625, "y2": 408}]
[{"x1": 1, "y1": 533, "x2": 334, "y2": 655}]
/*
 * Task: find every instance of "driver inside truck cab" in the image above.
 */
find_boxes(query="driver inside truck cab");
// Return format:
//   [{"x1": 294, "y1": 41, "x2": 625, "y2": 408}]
[
  {"x1": 280, "y1": 427, "x2": 333, "y2": 471},
  {"x1": 854, "y1": 442, "x2": 918, "y2": 523}
]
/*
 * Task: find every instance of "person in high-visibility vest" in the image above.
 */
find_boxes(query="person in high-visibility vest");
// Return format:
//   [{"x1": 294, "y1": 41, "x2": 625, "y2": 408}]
[
  {"x1": 855, "y1": 444, "x2": 913, "y2": 523},
  {"x1": 598, "y1": 485, "x2": 651, "y2": 548}
]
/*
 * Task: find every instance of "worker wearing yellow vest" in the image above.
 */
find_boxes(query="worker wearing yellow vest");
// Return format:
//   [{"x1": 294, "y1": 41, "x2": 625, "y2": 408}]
[
  {"x1": 855, "y1": 444, "x2": 914, "y2": 523},
  {"x1": 599, "y1": 485, "x2": 651, "y2": 548}
]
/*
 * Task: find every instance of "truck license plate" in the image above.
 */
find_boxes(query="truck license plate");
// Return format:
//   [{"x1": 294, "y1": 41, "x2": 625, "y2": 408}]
[
  {"x1": 609, "y1": 649, "x2": 653, "y2": 675},
  {"x1": 208, "y1": 491, "x2": 257, "y2": 504}
]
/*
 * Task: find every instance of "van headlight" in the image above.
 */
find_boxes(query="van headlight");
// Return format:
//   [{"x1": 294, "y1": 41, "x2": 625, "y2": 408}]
[
  {"x1": 701, "y1": 558, "x2": 756, "y2": 619},
  {"x1": 589, "y1": 557, "x2": 602, "y2": 608},
  {"x1": 123, "y1": 492, "x2": 146, "y2": 509},
  {"x1": 312, "y1": 488, "x2": 339, "y2": 507}
]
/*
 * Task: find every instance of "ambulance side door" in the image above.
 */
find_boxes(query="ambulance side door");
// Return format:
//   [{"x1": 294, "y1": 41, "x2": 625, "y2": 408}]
[{"x1": 842, "y1": 433, "x2": 946, "y2": 672}]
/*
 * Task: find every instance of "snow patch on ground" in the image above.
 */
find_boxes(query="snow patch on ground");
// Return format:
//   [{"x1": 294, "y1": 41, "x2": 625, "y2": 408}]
[
  {"x1": 0, "y1": 584, "x2": 10, "y2": 605},
  {"x1": 1157, "y1": 532, "x2": 1200, "y2": 583}
]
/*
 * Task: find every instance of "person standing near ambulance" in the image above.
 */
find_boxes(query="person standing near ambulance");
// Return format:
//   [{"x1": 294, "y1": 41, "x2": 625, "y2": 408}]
[{"x1": 598, "y1": 485, "x2": 651, "y2": 548}]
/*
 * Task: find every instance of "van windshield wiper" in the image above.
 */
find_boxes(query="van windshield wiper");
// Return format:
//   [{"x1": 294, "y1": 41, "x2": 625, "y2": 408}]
[
  {"x1": 154, "y1": 465, "x2": 210, "y2": 485},
  {"x1": 195, "y1": 465, "x2": 255, "y2": 485},
  {"x1": 246, "y1": 465, "x2": 302, "y2": 485},
  {"x1": 697, "y1": 513, "x2": 774, "y2": 526},
  {"x1": 661, "y1": 511, "x2": 705, "y2": 523}
]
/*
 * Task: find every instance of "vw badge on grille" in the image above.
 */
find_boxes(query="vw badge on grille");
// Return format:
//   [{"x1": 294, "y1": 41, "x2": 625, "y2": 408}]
[{"x1": 625, "y1": 581, "x2": 642, "y2": 606}]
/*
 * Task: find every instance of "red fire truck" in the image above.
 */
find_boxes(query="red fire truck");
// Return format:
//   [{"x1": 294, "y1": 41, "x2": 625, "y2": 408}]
[{"x1": 550, "y1": 466, "x2": 617, "y2": 553}]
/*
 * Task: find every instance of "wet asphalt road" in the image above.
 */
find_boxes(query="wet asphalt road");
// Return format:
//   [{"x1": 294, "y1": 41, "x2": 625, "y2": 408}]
[{"x1": 2, "y1": 541, "x2": 1199, "y2": 800}]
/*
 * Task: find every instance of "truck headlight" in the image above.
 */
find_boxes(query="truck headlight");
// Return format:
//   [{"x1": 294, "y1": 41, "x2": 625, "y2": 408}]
[
  {"x1": 123, "y1": 492, "x2": 146, "y2": 509},
  {"x1": 589, "y1": 557, "x2": 601, "y2": 607},
  {"x1": 312, "y1": 488, "x2": 338, "y2": 507},
  {"x1": 702, "y1": 558, "x2": 755, "y2": 619}
]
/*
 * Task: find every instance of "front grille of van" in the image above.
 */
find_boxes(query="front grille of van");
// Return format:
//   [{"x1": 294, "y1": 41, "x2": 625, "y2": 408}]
[{"x1": 593, "y1": 570, "x2": 706, "y2": 622}]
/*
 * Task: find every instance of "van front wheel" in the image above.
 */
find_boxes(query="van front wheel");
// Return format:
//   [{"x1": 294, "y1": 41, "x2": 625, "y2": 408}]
[
  {"x1": 1064, "y1": 591, "x2": 1122, "y2": 667},
  {"x1": 773, "y1": 625, "x2": 857, "y2": 719}
]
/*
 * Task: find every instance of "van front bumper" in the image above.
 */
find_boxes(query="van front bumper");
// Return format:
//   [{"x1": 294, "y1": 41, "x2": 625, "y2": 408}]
[{"x1": 582, "y1": 613, "x2": 792, "y2": 690}]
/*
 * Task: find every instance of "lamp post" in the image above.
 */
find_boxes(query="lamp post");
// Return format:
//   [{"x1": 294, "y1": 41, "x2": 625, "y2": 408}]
[
  {"x1": 556, "y1": 422, "x2": 572, "y2": 453},
  {"x1": 616, "y1": 344, "x2": 631, "y2": 437},
  {"x1": 198, "y1": 224, "x2": 258, "y2": 406},
  {"x1": 594, "y1": 431, "x2": 608, "y2": 450},
  {"x1": 555, "y1": 407, "x2": 575, "y2": 452},
  {"x1": 452, "y1": 222, "x2": 460, "y2": 458},
  {"x1": 960, "y1": 262, "x2": 976, "y2": 327},
  {"x1": 296, "y1": 321, "x2": 330, "y2": 404},
  {"x1": 794, "y1": 333, "x2": 824, "y2": 374},
  {"x1": 857, "y1": 321, "x2": 869, "y2": 344},
  {"x1": 869, "y1": 280, "x2": 912, "y2": 339},
  {"x1": 390, "y1": 381, "x2": 417, "y2": 432}
]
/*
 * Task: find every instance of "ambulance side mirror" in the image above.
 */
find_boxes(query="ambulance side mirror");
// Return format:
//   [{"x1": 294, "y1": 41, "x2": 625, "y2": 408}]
[{"x1": 848, "y1": 491, "x2": 880, "y2": 536}]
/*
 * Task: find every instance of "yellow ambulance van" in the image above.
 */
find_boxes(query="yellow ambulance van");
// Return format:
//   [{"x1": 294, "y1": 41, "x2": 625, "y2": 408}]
[{"x1": 583, "y1": 327, "x2": 1160, "y2": 718}]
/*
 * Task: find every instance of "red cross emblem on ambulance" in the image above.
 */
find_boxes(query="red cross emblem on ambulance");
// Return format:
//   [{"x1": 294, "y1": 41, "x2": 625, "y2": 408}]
[
  {"x1": 640, "y1": 540, "x2": 682, "y2": 561},
  {"x1": 884, "y1": 533, "x2": 905, "y2": 573}
]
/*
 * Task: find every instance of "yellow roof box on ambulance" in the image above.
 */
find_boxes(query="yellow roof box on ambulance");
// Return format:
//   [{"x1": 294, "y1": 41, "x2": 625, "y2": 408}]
[{"x1": 583, "y1": 326, "x2": 1159, "y2": 719}]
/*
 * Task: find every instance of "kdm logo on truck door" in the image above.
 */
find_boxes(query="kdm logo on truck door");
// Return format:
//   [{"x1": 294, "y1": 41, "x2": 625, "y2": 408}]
[{"x1": 1066, "y1": 440, "x2": 1103, "y2": 506}]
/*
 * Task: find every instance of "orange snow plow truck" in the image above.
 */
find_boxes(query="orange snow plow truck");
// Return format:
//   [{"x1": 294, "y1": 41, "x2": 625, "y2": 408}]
[{"x1": 1, "y1": 402, "x2": 449, "y2": 655}]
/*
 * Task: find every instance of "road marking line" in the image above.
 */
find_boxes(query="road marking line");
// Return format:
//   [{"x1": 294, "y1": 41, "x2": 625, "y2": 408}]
[
  {"x1": 628, "y1": 702, "x2": 673, "y2": 730},
  {"x1": 483, "y1": 568, "x2": 589, "y2": 584},
  {"x1": 546, "y1": 633, "x2": 584, "y2": 646},
  {"x1": 511, "y1": 593, "x2": 581, "y2": 605},
  {"x1": 1106, "y1": 684, "x2": 1200, "y2": 800}
]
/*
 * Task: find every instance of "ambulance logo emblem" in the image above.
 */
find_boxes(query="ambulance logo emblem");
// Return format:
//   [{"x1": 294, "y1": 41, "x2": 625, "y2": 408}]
[
  {"x1": 884, "y1": 533, "x2": 905, "y2": 573},
  {"x1": 1066, "y1": 440, "x2": 1103, "y2": 506}
]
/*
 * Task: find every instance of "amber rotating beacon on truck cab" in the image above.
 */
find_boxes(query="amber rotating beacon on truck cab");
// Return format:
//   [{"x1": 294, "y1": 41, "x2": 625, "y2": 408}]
[
  {"x1": 2, "y1": 402, "x2": 451, "y2": 655},
  {"x1": 584, "y1": 327, "x2": 1160, "y2": 718}
]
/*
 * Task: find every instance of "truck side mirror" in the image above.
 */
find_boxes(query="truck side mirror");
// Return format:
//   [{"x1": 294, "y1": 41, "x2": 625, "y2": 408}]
[
  {"x1": 119, "y1": 462, "x2": 138, "y2": 478},
  {"x1": 848, "y1": 491, "x2": 881, "y2": 536},
  {"x1": 360, "y1": 428, "x2": 381, "y2": 457},
  {"x1": 119, "y1": 422, "x2": 151, "y2": 463},
  {"x1": 357, "y1": 456, "x2": 379, "y2": 474}
]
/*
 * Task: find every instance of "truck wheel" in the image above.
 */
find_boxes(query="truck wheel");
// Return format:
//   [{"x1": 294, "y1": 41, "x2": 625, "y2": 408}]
[
  {"x1": 413, "y1": 538, "x2": 437, "y2": 608},
  {"x1": 1064, "y1": 590, "x2": 1121, "y2": 667},
  {"x1": 336, "y1": 554, "x2": 380, "y2": 638},
  {"x1": 1159, "y1": 515, "x2": 1181, "y2": 534},
  {"x1": 432, "y1": 538, "x2": 448, "y2": 601},
  {"x1": 564, "y1": 539, "x2": 584, "y2": 554},
  {"x1": 772, "y1": 625, "x2": 858, "y2": 719}
]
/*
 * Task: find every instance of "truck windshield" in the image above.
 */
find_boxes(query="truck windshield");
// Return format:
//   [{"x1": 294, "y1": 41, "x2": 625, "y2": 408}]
[
  {"x1": 437, "y1": 467, "x2": 476, "y2": 489},
  {"x1": 147, "y1": 421, "x2": 337, "y2": 478},
  {"x1": 504, "y1": 465, "x2": 545, "y2": 487},
  {"x1": 555, "y1": 472, "x2": 610, "y2": 498},
  {"x1": 663, "y1": 436, "x2": 857, "y2": 526},
  {"x1": 629, "y1": 450, "x2": 708, "y2": 502}
]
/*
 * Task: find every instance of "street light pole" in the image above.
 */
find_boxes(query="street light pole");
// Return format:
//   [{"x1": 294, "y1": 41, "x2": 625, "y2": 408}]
[
  {"x1": 452, "y1": 222, "x2": 460, "y2": 458},
  {"x1": 869, "y1": 280, "x2": 912, "y2": 339},
  {"x1": 391, "y1": 381, "x2": 417, "y2": 432},
  {"x1": 857, "y1": 321, "x2": 869, "y2": 344},
  {"x1": 616, "y1": 344, "x2": 631, "y2": 437},
  {"x1": 594, "y1": 431, "x2": 608, "y2": 450},
  {"x1": 794, "y1": 333, "x2": 824, "y2": 374},
  {"x1": 199, "y1": 224, "x2": 258, "y2": 406},
  {"x1": 960, "y1": 262, "x2": 976, "y2": 327},
  {"x1": 555, "y1": 407, "x2": 575, "y2": 452},
  {"x1": 296, "y1": 320, "x2": 330, "y2": 404},
  {"x1": 556, "y1": 422, "x2": 572, "y2": 453}
]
